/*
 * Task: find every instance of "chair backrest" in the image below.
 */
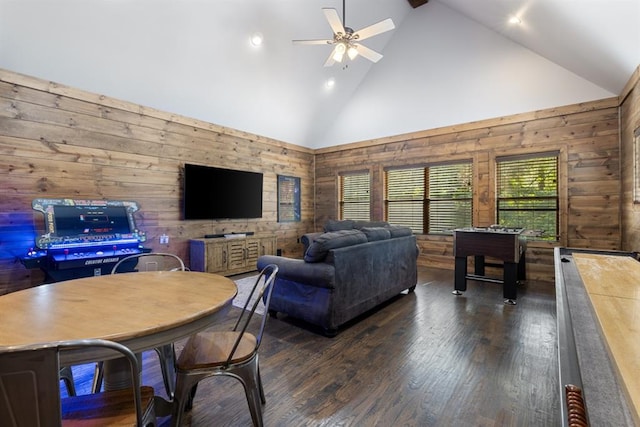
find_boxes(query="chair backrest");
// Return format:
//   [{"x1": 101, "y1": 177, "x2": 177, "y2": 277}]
[
  {"x1": 227, "y1": 264, "x2": 278, "y2": 366},
  {"x1": 0, "y1": 344, "x2": 61, "y2": 426},
  {"x1": 111, "y1": 252, "x2": 186, "y2": 274},
  {"x1": 0, "y1": 339, "x2": 145, "y2": 427}
]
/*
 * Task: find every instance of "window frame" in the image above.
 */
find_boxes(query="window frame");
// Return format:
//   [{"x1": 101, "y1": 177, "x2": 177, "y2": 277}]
[
  {"x1": 338, "y1": 171, "x2": 371, "y2": 221},
  {"x1": 633, "y1": 127, "x2": 640, "y2": 203},
  {"x1": 384, "y1": 160, "x2": 473, "y2": 234},
  {"x1": 495, "y1": 151, "x2": 560, "y2": 241}
]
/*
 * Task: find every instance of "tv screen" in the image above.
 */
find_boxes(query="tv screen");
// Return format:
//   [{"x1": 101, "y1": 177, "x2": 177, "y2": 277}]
[
  {"x1": 53, "y1": 205, "x2": 132, "y2": 236},
  {"x1": 183, "y1": 163, "x2": 263, "y2": 220}
]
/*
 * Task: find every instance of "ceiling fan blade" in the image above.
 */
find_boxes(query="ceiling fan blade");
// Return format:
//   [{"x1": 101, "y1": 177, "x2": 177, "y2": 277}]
[
  {"x1": 322, "y1": 8, "x2": 345, "y2": 36},
  {"x1": 353, "y1": 18, "x2": 395, "y2": 41},
  {"x1": 323, "y1": 45, "x2": 340, "y2": 67},
  {"x1": 293, "y1": 39, "x2": 334, "y2": 45},
  {"x1": 324, "y1": 54, "x2": 336, "y2": 67},
  {"x1": 354, "y1": 43, "x2": 383, "y2": 63}
]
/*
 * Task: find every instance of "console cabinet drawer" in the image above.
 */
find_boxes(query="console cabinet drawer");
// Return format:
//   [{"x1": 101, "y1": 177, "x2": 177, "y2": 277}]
[{"x1": 190, "y1": 235, "x2": 277, "y2": 276}]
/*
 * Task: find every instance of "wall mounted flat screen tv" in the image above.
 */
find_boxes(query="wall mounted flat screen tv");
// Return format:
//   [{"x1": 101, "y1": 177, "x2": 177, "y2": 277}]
[{"x1": 183, "y1": 163, "x2": 263, "y2": 220}]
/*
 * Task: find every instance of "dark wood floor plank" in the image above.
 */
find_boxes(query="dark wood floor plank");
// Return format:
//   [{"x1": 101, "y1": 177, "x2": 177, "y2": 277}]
[{"x1": 63, "y1": 267, "x2": 559, "y2": 426}]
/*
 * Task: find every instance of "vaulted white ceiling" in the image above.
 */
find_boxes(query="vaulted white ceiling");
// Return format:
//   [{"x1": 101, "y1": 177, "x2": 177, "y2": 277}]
[{"x1": 1, "y1": 0, "x2": 638, "y2": 149}]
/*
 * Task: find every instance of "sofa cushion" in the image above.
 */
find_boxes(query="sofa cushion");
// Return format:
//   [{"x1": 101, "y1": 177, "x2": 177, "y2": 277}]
[
  {"x1": 304, "y1": 229, "x2": 367, "y2": 262},
  {"x1": 386, "y1": 225, "x2": 413, "y2": 238},
  {"x1": 300, "y1": 232, "x2": 324, "y2": 252},
  {"x1": 360, "y1": 227, "x2": 391, "y2": 242},
  {"x1": 323, "y1": 220, "x2": 355, "y2": 232},
  {"x1": 354, "y1": 220, "x2": 389, "y2": 229}
]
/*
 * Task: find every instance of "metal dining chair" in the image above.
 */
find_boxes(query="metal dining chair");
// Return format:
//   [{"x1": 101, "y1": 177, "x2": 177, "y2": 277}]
[
  {"x1": 0, "y1": 338, "x2": 155, "y2": 427},
  {"x1": 92, "y1": 252, "x2": 186, "y2": 398},
  {"x1": 171, "y1": 264, "x2": 279, "y2": 427},
  {"x1": 111, "y1": 252, "x2": 186, "y2": 274}
]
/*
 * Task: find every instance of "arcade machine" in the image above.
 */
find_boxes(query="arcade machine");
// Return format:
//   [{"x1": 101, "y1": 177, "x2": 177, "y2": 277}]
[{"x1": 21, "y1": 198, "x2": 149, "y2": 283}]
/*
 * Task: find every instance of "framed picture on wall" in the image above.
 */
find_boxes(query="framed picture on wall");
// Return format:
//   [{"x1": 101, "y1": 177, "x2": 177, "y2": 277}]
[{"x1": 277, "y1": 175, "x2": 301, "y2": 222}]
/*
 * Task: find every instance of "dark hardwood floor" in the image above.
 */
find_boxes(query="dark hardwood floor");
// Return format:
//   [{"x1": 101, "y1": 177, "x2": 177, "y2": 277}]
[{"x1": 64, "y1": 267, "x2": 559, "y2": 426}]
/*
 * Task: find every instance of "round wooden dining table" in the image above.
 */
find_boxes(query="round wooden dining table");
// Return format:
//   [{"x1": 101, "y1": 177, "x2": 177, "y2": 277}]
[{"x1": 0, "y1": 271, "x2": 237, "y2": 366}]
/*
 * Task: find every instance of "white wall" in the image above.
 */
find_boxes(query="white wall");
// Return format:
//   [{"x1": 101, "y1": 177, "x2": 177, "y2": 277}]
[
  {"x1": 0, "y1": 0, "x2": 616, "y2": 149},
  {"x1": 316, "y1": 1, "x2": 614, "y2": 148}
]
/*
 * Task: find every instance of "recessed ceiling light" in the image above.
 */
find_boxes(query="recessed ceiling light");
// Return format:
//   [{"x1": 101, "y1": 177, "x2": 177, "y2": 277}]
[
  {"x1": 508, "y1": 16, "x2": 522, "y2": 25},
  {"x1": 250, "y1": 32, "x2": 263, "y2": 46},
  {"x1": 325, "y1": 78, "x2": 336, "y2": 89}
]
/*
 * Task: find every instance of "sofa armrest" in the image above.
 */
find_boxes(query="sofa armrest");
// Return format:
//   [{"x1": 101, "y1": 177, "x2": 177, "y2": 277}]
[{"x1": 257, "y1": 255, "x2": 335, "y2": 289}]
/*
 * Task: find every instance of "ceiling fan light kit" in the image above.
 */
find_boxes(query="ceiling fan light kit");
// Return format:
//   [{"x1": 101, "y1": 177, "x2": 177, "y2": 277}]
[
  {"x1": 347, "y1": 45, "x2": 358, "y2": 60},
  {"x1": 293, "y1": 1, "x2": 395, "y2": 67},
  {"x1": 333, "y1": 41, "x2": 347, "y2": 62}
]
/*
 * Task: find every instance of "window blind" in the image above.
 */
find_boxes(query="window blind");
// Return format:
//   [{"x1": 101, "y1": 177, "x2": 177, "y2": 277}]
[
  {"x1": 385, "y1": 162, "x2": 472, "y2": 234},
  {"x1": 428, "y1": 163, "x2": 472, "y2": 233},
  {"x1": 339, "y1": 173, "x2": 370, "y2": 220},
  {"x1": 497, "y1": 154, "x2": 558, "y2": 239},
  {"x1": 386, "y1": 168, "x2": 424, "y2": 232}
]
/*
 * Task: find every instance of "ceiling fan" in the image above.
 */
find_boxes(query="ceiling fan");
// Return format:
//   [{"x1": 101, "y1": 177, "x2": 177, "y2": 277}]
[{"x1": 293, "y1": 0, "x2": 395, "y2": 67}]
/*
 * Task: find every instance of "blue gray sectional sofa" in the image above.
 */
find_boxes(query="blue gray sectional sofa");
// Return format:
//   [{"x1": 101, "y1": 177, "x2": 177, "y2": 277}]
[{"x1": 257, "y1": 220, "x2": 418, "y2": 336}]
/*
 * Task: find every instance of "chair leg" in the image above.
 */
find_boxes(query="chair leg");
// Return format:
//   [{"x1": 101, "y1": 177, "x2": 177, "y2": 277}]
[
  {"x1": 174, "y1": 363, "x2": 264, "y2": 426},
  {"x1": 233, "y1": 359, "x2": 265, "y2": 427},
  {"x1": 186, "y1": 384, "x2": 198, "y2": 411},
  {"x1": 257, "y1": 360, "x2": 266, "y2": 404},
  {"x1": 243, "y1": 378, "x2": 264, "y2": 427},
  {"x1": 172, "y1": 373, "x2": 205, "y2": 427},
  {"x1": 155, "y1": 343, "x2": 176, "y2": 399},
  {"x1": 59, "y1": 366, "x2": 76, "y2": 396},
  {"x1": 92, "y1": 362, "x2": 104, "y2": 393}
]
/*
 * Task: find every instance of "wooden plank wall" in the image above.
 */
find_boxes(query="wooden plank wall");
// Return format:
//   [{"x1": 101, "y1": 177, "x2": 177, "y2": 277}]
[
  {"x1": 0, "y1": 69, "x2": 315, "y2": 295},
  {"x1": 620, "y1": 65, "x2": 640, "y2": 252},
  {"x1": 315, "y1": 98, "x2": 622, "y2": 283},
  {"x1": 2, "y1": 66, "x2": 635, "y2": 292}
]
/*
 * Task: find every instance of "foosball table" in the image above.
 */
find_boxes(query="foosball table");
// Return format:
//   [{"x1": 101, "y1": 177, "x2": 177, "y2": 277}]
[{"x1": 453, "y1": 226, "x2": 527, "y2": 304}]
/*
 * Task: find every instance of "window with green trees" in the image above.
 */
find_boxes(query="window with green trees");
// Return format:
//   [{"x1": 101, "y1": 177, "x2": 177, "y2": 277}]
[
  {"x1": 496, "y1": 153, "x2": 558, "y2": 240},
  {"x1": 385, "y1": 162, "x2": 473, "y2": 234}
]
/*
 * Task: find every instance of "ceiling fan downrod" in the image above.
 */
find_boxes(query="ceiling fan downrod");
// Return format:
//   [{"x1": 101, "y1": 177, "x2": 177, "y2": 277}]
[
  {"x1": 342, "y1": 0, "x2": 346, "y2": 27},
  {"x1": 342, "y1": 0, "x2": 355, "y2": 37}
]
